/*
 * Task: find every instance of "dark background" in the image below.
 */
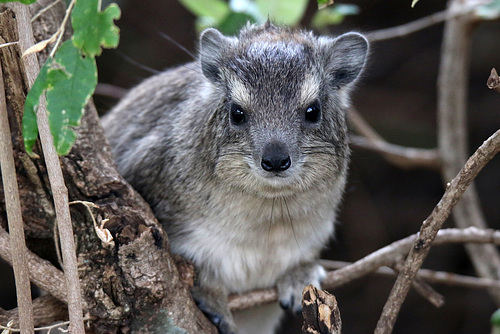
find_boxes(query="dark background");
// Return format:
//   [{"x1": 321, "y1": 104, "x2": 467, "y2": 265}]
[
  {"x1": 96, "y1": 0, "x2": 500, "y2": 333},
  {"x1": 2, "y1": 0, "x2": 499, "y2": 333}
]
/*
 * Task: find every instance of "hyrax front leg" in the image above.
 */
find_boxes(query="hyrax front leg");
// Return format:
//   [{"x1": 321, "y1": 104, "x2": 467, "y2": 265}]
[
  {"x1": 191, "y1": 285, "x2": 237, "y2": 334},
  {"x1": 277, "y1": 263, "x2": 327, "y2": 313}
]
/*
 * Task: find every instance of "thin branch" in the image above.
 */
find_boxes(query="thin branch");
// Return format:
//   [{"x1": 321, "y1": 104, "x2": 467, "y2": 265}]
[
  {"x1": 0, "y1": 295, "x2": 68, "y2": 329},
  {"x1": 11, "y1": 3, "x2": 85, "y2": 334},
  {"x1": 348, "y1": 109, "x2": 441, "y2": 170},
  {"x1": 31, "y1": 0, "x2": 63, "y2": 22},
  {"x1": 0, "y1": 317, "x2": 90, "y2": 333},
  {"x1": 0, "y1": 227, "x2": 67, "y2": 302},
  {"x1": 0, "y1": 55, "x2": 34, "y2": 334},
  {"x1": 391, "y1": 262, "x2": 444, "y2": 308},
  {"x1": 437, "y1": 0, "x2": 500, "y2": 306},
  {"x1": 319, "y1": 260, "x2": 500, "y2": 291},
  {"x1": 374, "y1": 128, "x2": 500, "y2": 334},
  {"x1": 487, "y1": 68, "x2": 500, "y2": 93},
  {"x1": 350, "y1": 135, "x2": 441, "y2": 170},
  {"x1": 22, "y1": 0, "x2": 75, "y2": 58},
  {"x1": 228, "y1": 227, "x2": 500, "y2": 311},
  {"x1": 365, "y1": 1, "x2": 488, "y2": 42}
]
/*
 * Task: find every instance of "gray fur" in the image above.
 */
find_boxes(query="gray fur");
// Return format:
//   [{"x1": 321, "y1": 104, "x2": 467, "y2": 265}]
[{"x1": 102, "y1": 23, "x2": 368, "y2": 334}]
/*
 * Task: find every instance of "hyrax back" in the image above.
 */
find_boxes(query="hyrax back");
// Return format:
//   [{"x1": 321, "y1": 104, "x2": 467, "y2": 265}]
[{"x1": 103, "y1": 23, "x2": 368, "y2": 334}]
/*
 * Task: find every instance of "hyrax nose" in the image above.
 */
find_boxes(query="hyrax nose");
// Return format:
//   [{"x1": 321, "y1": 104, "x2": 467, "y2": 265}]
[{"x1": 261, "y1": 142, "x2": 291, "y2": 172}]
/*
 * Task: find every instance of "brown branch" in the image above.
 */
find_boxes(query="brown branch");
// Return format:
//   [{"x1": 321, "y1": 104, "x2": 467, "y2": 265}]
[
  {"x1": 0, "y1": 295, "x2": 67, "y2": 329},
  {"x1": 436, "y1": 0, "x2": 500, "y2": 306},
  {"x1": 228, "y1": 227, "x2": 500, "y2": 311},
  {"x1": 365, "y1": 1, "x2": 485, "y2": 42},
  {"x1": 374, "y1": 128, "x2": 500, "y2": 334},
  {"x1": 487, "y1": 68, "x2": 500, "y2": 93},
  {"x1": 0, "y1": 227, "x2": 67, "y2": 302},
  {"x1": 391, "y1": 262, "x2": 444, "y2": 308},
  {"x1": 319, "y1": 260, "x2": 500, "y2": 291},
  {"x1": 0, "y1": 54, "x2": 33, "y2": 334},
  {"x1": 350, "y1": 135, "x2": 441, "y2": 170},
  {"x1": 348, "y1": 109, "x2": 441, "y2": 170},
  {"x1": 10, "y1": 3, "x2": 85, "y2": 333}
]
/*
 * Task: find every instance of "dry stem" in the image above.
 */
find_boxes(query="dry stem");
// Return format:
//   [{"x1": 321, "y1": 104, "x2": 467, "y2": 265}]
[
  {"x1": 0, "y1": 227, "x2": 67, "y2": 302},
  {"x1": 11, "y1": 3, "x2": 85, "y2": 333},
  {"x1": 374, "y1": 129, "x2": 500, "y2": 333},
  {"x1": 437, "y1": 0, "x2": 500, "y2": 305},
  {"x1": 320, "y1": 260, "x2": 500, "y2": 291},
  {"x1": 228, "y1": 226, "x2": 500, "y2": 311},
  {"x1": 0, "y1": 55, "x2": 34, "y2": 334}
]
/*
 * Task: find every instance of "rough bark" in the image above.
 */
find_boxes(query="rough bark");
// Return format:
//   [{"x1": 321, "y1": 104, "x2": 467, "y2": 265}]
[
  {"x1": 302, "y1": 285, "x2": 341, "y2": 334},
  {"x1": 0, "y1": 1, "x2": 216, "y2": 333}
]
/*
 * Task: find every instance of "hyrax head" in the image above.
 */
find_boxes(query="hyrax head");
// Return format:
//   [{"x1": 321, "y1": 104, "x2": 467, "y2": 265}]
[{"x1": 199, "y1": 23, "x2": 368, "y2": 197}]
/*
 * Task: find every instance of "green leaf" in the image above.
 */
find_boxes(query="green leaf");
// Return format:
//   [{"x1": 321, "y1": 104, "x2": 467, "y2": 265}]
[
  {"x1": 218, "y1": 12, "x2": 256, "y2": 35},
  {"x1": 312, "y1": 4, "x2": 360, "y2": 29},
  {"x1": 47, "y1": 40, "x2": 97, "y2": 155},
  {"x1": 23, "y1": 40, "x2": 97, "y2": 155},
  {"x1": 475, "y1": 0, "x2": 500, "y2": 20},
  {"x1": 71, "y1": 0, "x2": 121, "y2": 57},
  {"x1": 0, "y1": 0, "x2": 36, "y2": 4},
  {"x1": 255, "y1": 0, "x2": 308, "y2": 26},
  {"x1": 492, "y1": 309, "x2": 500, "y2": 327},
  {"x1": 317, "y1": 0, "x2": 334, "y2": 10},
  {"x1": 179, "y1": 0, "x2": 230, "y2": 22},
  {"x1": 23, "y1": 61, "x2": 50, "y2": 155}
]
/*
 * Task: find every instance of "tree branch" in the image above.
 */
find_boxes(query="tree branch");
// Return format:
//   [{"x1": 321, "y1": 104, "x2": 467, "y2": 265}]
[
  {"x1": 0, "y1": 54, "x2": 33, "y2": 334},
  {"x1": 436, "y1": 0, "x2": 500, "y2": 306},
  {"x1": 0, "y1": 227, "x2": 67, "y2": 302},
  {"x1": 228, "y1": 226, "x2": 500, "y2": 311},
  {"x1": 10, "y1": 3, "x2": 85, "y2": 333},
  {"x1": 0, "y1": 295, "x2": 67, "y2": 329},
  {"x1": 374, "y1": 128, "x2": 500, "y2": 333},
  {"x1": 348, "y1": 109, "x2": 441, "y2": 170},
  {"x1": 319, "y1": 260, "x2": 500, "y2": 291},
  {"x1": 365, "y1": 1, "x2": 486, "y2": 42}
]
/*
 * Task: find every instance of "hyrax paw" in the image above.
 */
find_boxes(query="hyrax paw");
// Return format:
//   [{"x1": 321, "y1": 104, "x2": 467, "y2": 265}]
[
  {"x1": 192, "y1": 286, "x2": 237, "y2": 334},
  {"x1": 277, "y1": 263, "x2": 326, "y2": 314}
]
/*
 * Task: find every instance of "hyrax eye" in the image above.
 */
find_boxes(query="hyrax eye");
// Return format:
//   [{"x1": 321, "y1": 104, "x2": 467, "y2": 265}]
[
  {"x1": 230, "y1": 104, "x2": 246, "y2": 125},
  {"x1": 304, "y1": 102, "x2": 321, "y2": 123}
]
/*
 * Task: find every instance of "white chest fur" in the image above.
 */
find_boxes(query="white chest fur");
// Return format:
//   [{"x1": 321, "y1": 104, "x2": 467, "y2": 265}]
[{"x1": 171, "y1": 187, "x2": 338, "y2": 293}]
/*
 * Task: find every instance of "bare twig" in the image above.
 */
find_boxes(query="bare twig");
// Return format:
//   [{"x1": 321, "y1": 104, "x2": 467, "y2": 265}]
[
  {"x1": 31, "y1": 0, "x2": 63, "y2": 22},
  {"x1": 228, "y1": 227, "x2": 500, "y2": 311},
  {"x1": 437, "y1": 0, "x2": 500, "y2": 305},
  {"x1": 0, "y1": 55, "x2": 34, "y2": 334},
  {"x1": 0, "y1": 228, "x2": 67, "y2": 302},
  {"x1": 11, "y1": 3, "x2": 85, "y2": 333},
  {"x1": 391, "y1": 262, "x2": 444, "y2": 308},
  {"x1": 319, "y1": 260, "x2": 500, "y2": 291},
  {"x1": 374, "y1": 129, "x2": 500, "y2": 334},
  {"x1": 350, "y1": 135, "x2": 441, "y2": 170},
  {"x1": 0, "y1": 295, "x2": 68, "y2": 329},
  {"x1": 348, "y1": 109, "x2": 441, "y2": 170},
  {"x1": 0, "y1": 317, "x2": 90, "y2": 333},
  {"x1": 366, "y1": 1, "x2": 487, "y2": 42},
  {"x1": 487, "y1": 68, "x2": 500, "y2": 93}
]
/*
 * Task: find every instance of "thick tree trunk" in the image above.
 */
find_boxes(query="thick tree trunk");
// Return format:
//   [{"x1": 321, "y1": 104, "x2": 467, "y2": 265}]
[{"x1": 0, "y1": 1, "x2": 216, "y2": 333}]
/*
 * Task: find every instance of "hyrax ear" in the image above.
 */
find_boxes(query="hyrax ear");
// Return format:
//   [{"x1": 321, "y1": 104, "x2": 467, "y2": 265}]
[
  {"x1": 320, "y1": 32, "x2": 368, "y2": 87},
  {"x1": 199, "y1": 28, "x2": 236, "y2": 84}
]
